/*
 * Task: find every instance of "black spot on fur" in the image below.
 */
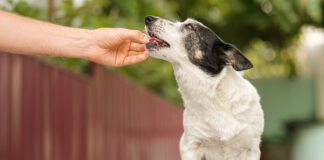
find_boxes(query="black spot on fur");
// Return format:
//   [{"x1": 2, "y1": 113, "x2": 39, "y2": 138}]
[
  {"x1": 201, "y1": 154, "x2": 207, "y2": 160},
  {"x1": 184, "y1": 22, "x2": 252, "y2": 75}
]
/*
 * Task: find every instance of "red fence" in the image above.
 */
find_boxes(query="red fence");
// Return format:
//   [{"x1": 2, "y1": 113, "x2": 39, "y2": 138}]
[{"x1": 0, "y1": 53, "x2": 183, "y2": 160}]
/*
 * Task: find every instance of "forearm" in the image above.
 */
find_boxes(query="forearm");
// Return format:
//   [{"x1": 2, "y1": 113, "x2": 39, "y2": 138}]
[{"x1": 0, "y1": 10, "x2": 89, "y2": 58}]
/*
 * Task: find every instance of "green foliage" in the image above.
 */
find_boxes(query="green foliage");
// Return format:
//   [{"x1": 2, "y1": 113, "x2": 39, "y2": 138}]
[
  {"x1": 4, "y1": 0, "x2": 324, "y2": 104},
  {"x1": 117, "y1": 59, "x2": 182, "y2": 103},
  {"x1": 174, "y1": 0, "x2": 323, "y2": 49},
  {"x1": 11, "y1": 1, "x2": 41, "y2": 18},
  {"x1": 52, "y1": 0, "x2": 182, "y2": 103}
]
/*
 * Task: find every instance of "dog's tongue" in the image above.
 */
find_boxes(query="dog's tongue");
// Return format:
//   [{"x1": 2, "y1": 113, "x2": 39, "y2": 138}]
[{"x1": 149, "y1": 37, "x2": 160, "y2": 43}]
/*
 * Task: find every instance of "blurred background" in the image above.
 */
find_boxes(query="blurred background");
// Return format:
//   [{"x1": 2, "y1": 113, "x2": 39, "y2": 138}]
[{"x1": 0, "y1": 0, "x2": 324, "y2": 160}]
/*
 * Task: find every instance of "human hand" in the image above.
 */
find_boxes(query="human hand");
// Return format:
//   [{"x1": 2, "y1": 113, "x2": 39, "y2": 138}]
[{"x1": 81, "y1": 28, "x2": 149, "y2": 66}]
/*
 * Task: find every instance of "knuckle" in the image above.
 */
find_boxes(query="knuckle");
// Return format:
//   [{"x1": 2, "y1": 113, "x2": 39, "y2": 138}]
[{"x1": 135, "y1": 31, "x2": 143, "y2": 37}]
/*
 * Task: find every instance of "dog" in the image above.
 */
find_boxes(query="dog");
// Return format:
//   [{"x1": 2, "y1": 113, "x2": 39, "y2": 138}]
[{"x1": 144, "y1": 16, "x2": 264, "y2": 160}]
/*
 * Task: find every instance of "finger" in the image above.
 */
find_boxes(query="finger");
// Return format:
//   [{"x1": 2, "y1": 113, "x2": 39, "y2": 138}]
[
  {"x1": 129, "y1": 43, "x2": 145, "y2": 52},
  {"x1": 122, "y1": 51, "x2": 149, "y2": 66},
  {"x1": 121, "y1": 29, "x2": 149, "y2": 44},
  {"x1": 128, "y1": 51, "x2": 146, "y2": 56},
  {"x1": 115, "y1": 40, "x2": 131, "y2": 66}
]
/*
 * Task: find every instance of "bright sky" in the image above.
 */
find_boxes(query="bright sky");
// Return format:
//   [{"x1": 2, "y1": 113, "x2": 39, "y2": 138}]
[{"x1": 302, "y1": 27, "x2": 324, "y2": 49}]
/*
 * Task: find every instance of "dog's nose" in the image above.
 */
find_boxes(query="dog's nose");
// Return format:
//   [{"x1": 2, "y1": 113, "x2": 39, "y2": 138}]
[{"x1": 145, "y1": 16, "x2": 157, "y2": 25}]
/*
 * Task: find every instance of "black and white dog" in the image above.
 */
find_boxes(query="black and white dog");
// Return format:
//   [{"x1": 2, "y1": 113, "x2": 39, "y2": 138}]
[{"x1": 145, "y1": 16, "x2": 264, "y2": 160}]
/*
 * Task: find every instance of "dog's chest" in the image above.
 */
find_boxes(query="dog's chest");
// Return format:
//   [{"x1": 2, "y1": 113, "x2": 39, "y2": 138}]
[
  {"x1": 174, "y1": 66, "x2": 262, "y2": 139},
  {"x1": 183, "y1": 106, "x2": 223, "y2": 140}
]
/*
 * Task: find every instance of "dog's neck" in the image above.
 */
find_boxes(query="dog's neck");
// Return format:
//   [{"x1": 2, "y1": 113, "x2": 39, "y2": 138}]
[{"x1": 172, "y1": 61, "x2": 245, "y2": 109}]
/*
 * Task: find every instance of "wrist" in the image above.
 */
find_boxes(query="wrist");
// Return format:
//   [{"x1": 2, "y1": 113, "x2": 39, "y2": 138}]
[{"x1": 56, "y1": 27, "x2": 94, "y2": 59}]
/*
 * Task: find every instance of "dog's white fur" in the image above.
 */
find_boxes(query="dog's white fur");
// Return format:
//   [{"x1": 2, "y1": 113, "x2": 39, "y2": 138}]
[
  {"x1": 146, "y1": 18, "x2": 264, "y2": 160},
  {"x1": 176, "y1": 65, "x2": 264, "y2": 160}
]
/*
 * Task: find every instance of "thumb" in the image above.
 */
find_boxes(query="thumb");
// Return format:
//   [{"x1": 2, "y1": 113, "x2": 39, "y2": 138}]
[{"x1": 120, "y1": 29, "x2": 149, "y2": 44}]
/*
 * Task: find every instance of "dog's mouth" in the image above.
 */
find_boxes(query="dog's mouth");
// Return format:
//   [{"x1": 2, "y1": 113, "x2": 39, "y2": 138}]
[{"x1": 147, "y1": 31, "x2": 170, "y2": 48}]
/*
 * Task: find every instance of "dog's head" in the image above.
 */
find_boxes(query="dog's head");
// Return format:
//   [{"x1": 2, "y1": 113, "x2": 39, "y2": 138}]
[{"x1": 145, "y1": 16, "x2": 253, "y2": 75}]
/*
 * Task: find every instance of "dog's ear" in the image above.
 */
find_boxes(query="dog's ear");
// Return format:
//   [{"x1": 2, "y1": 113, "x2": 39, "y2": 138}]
[{"x1": 219, "y1": 43, "x2": 253, "y2": 71}]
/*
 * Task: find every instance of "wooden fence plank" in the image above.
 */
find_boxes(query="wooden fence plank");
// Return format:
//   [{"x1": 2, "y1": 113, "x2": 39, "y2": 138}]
[{"x1": 0, "y1": 53, "x2": 183, "y2": 160}]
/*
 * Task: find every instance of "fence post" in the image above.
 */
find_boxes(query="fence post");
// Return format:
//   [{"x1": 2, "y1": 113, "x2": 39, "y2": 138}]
[
  {"x1": 299, "y1": 27, "x2": 324, "y2": 121},
  {"x1": 314, "y1": 52, "x2": 324, "y2": 120}
]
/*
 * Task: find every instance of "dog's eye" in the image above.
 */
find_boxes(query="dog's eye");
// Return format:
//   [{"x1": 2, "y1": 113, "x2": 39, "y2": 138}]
[{"x1": 185, "y1": 24, "x2": 194, "y2": 30}]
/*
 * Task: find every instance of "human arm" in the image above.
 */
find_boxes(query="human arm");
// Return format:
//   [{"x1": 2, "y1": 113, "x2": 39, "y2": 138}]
[{"x1": 0, "y1": 10, "x2": 149, "y2": 66}]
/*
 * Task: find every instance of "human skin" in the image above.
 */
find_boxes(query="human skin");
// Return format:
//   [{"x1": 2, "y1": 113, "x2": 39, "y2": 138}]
[{"x1": 0, "y1": 10, "x2": 149, "y2": 66}]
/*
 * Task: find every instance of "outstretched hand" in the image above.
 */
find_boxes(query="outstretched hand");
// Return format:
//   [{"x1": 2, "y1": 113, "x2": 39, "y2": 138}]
[
  {"x1": 83, "y1": 28, "x2": 149, "y2": 66},
  {"x1": 0, "y1": 10, "x2": 149, "y2": 66}
]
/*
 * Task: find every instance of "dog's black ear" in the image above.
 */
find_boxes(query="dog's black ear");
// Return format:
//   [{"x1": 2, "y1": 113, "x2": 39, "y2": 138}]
[{"x1": 219, "y1": 43, "x2": 253, "y2": 71}]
